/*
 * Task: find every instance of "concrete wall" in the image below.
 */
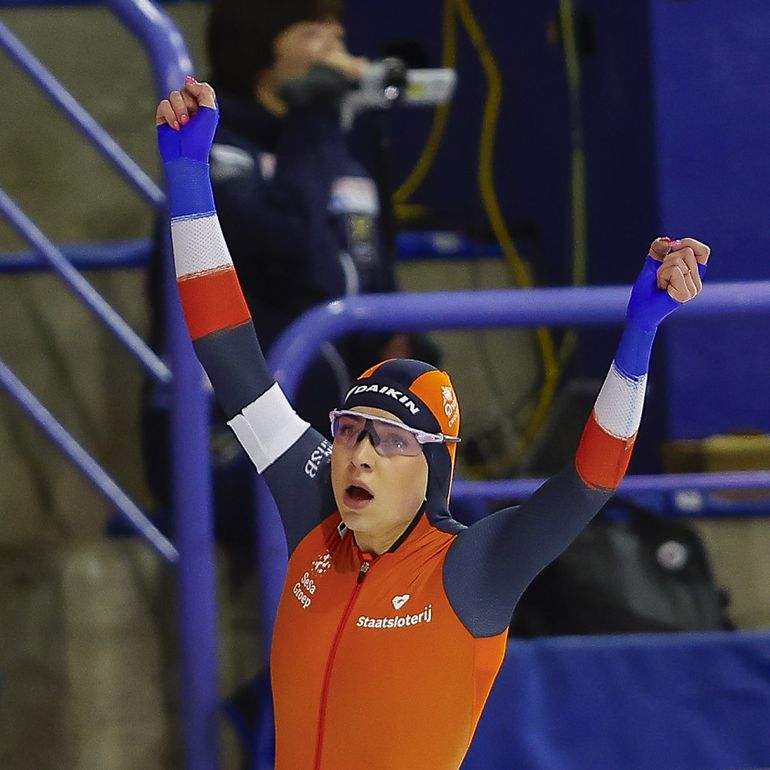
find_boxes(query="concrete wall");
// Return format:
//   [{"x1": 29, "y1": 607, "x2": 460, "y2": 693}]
[
  {"x1": 0, "y1": 540, "x2": 258, "y2": 770},
  {"x1": 0, "y1": 542, "x2": 171, "y2": 768}
]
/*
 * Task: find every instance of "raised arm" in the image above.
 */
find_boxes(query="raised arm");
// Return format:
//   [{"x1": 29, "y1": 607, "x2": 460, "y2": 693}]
[
  {"x1": 444, "y1": 237, "x2": 711, "y2": 637},
  {"x1": 156, "y1": 80, "x2": 336, "y2": 553}
]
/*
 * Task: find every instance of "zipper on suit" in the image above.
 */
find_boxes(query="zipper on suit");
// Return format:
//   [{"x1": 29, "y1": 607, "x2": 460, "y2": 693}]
[{"x1": 313, "y1": 557, "x2": 372, "y2": 770}]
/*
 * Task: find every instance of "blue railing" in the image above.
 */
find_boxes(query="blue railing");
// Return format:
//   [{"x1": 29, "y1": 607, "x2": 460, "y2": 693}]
[
  {"x1": 0, "y1": 238, "x2": 153, "y2": 271},
  {"x1": 0, "y1": 189, "x2": 170, "y2": 383},
  {"x1": 254, "y1": 281, "x2": 770, "y2": 646},
  {"x1": 0, "y1": 3, "x2": 218, "y2": 769}
]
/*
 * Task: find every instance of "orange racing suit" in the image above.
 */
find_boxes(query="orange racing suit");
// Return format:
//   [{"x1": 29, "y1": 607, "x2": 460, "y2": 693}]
[{"x1": 164, "y1": 112, "x2": 644, "y2": 767}]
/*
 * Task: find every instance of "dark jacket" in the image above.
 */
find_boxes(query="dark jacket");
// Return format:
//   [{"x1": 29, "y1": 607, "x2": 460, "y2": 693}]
[{"x1": 210, "y1": 92, "x2": 394, "y2": 355}]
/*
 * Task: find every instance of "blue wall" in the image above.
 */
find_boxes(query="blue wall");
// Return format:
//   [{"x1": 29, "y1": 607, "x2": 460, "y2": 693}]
[
  {"x1": 463, "y1": 632, "x2": 770, "y2": 770},
  {"x1": 650, "y1": 0, "x2": 770, "y2": 438},
  {"x1": 347, "y1": 1, "x2": 575, "y2": 283}
]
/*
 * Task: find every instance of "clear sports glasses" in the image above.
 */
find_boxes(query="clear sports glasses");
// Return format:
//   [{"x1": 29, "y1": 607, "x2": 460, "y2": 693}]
[{"x1": 329, "y1": 409, "x2": 461, "y2": 458}]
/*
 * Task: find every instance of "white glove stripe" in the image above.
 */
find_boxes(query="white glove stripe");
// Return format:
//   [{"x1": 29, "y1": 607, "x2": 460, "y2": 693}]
[
  {"x1": 171, "y1": 214, "x2": 233, "y2": 279},
  {"x1": 593, "y1": 363, "x2": 647, "y2": 440}
]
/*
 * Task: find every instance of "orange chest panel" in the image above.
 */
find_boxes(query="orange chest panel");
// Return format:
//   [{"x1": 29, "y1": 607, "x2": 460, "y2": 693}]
[{"x1": 271, "y1": 514, "x2": 507, "y2": 770}]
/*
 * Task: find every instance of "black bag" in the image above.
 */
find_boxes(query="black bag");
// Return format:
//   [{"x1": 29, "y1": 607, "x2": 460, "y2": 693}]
[{"x1": 511, "y1": 499, "x2": 734, "y2": 637}]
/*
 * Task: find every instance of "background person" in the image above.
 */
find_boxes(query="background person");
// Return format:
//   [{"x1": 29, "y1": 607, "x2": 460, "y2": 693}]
[
  {"x1": 207, "y1": 0, "x2": 421, "y2": 430},
  {"x1": 156, "y1": 79, "x2": 709, "y2": 769}
]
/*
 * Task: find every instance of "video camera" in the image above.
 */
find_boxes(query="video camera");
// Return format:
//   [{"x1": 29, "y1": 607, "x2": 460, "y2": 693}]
[{"x1": 341, "y1": 58, "x2": 457, "y2": 128}]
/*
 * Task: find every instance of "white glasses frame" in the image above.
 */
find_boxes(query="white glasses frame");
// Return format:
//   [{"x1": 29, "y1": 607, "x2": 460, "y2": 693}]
[{"x1": 329, "y1": 409, "x2": 461, "y2": 447}]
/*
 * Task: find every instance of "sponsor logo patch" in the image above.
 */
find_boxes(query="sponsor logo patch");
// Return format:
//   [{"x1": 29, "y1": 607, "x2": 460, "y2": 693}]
[
  {"x1": 345, "y1": 383, "x2": 420, "y2": 415},
  {"x1": 292, "y1": 550, "x2": 332, "y2": 609},
  {"x1": 356, "y1": 605, "x2": 433, "y2": 630},
  {"x1": 311, "y1": 551, "x2": 332, "y2": 575},
  {"x1": 305, "y1": 439, "x2": 333, "y2": 479},
  {"x1": 441, "y1": 385, "x2": 459, "y2": 429}
]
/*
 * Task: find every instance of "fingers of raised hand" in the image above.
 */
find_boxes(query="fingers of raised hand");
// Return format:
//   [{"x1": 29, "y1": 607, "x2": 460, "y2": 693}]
[
  {"x1": 170, "y1": 90, "x2": 191, "y2": 125},
  {"x1": 650, "y1": 233, "x2": 710, "y2": 303},
  {"x1": 668, "y1": 237, "x2": 711, "y2": 264},
  {"x1": 655, "y1": 248, "x2": 696, "y2": 287},
  {"x1": 154, "y1": 90, "x2": 188, "y2": 130},
  {"x1": 155, "y1": 99, "x2": 177, "y2": 128},
  {"x1": 657, "y1": 249, "x2": 700, "y2": 303},
  {"x1": 155, "y1": 79, "x2": 217, "y2": 130},
  {"x1": 648, "y1": 236, "x2": 672, "y2": 262},
  {"x1": 649, "y1": 235, "x2": 711, "y2": 266},
  {"x1": 181, "y1": 88, "x2": 199, "y2": 118},
  {"x1": 182, "y1": 77, "x2": 217, "y2": 110},
  {"x1": 681, "y1": 248, "x2": 702, "y2": 293},
  {"x1": 665, "y1": 266, "x2": 693, "y2": 303}
]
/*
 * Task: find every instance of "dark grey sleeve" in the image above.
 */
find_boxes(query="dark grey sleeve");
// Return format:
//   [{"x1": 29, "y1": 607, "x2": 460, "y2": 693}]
[
  {"x1": 443, "y1": 464, "x2": 612, "y2": 637},
  {"x1": 261, "y1": 426, "x2": 337, "y2": 555},
  {"x1": 192, "y1": 324, "x2": 336, "y2": 557}
]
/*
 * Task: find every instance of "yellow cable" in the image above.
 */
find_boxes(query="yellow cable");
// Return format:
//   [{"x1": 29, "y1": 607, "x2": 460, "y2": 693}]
[
  {"x1": 559, "y1": 0, "x2": 587, "y2": 288},
  {"x1": 395, "y1": 203, "x2": 430, "y2": 221},
  {"x1": 557, "y1": 0, "x2": 588, "y2": 368},
  {"x1": 453, "y1": 0, "x2": 560, "y2": 460},
  {"x1": 393, "y1": 0, "x2": 457, "y2": 207},
  {"x1": 391, "y1": 0, "x2": 584, "y2": 470}
]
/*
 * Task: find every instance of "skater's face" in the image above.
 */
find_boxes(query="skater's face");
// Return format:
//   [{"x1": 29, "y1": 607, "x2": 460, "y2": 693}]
[{"x1": 330, "y1": 407, "x2": 429, "y2": 553}]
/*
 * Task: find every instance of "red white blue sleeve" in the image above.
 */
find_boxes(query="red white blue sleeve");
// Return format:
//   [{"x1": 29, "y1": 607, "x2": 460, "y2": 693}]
[
  {"x1": 444, "y1": 255, "x2": 706, "y2": 637},
  {"x1": 574, "y1": 253, "x2": 704, "y2": 491},
  {"x1": 161, "y1": 110, "x2": 336, "y2": 551},
  {"x1": 168, "y1": 163, "x2": 312, "y2": 473},
  {"x1": 574, "y1": 331, "x2": 649, "y2": 490},
  {"x1": 444, "y1": 329, "x2": 651, "y2": 636}
]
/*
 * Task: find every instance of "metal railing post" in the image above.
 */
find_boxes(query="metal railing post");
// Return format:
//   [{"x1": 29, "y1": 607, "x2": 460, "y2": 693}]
[
  {"x1": 0, "y1": 357, "x2": 178, "y2": 561},
  {"x1": 0, "y1": 2, "x2": 220, "y2": 766},
  {"x1": 108, "y1": 2, "x2": 220, "y2": 767},
  {"x1": 162, "y1": 231, "x2": 219, "y2": 770}
]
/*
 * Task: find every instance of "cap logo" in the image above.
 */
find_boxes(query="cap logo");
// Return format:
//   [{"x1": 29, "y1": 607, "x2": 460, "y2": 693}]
[
  {"x1": 345, "y1": 383, "x2": 420, "y2": 415},
  {"x1": 442, "y1": 385, "x2": 459, "y2": 428}
]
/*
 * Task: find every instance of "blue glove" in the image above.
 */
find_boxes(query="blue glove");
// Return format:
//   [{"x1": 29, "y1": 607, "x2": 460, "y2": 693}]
[
  {"x1": 626, "y1": 255, "x2": 708, "y2": 331},
  {"x1": 157, "y1": 106, "x2": 219, "y2": 218},
  {"x1": 616, "y1": 254, "x2": 708, "y2": 378},
  {"x1": 157, "y1": 105, "x2": 219, "y2": 165}
]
